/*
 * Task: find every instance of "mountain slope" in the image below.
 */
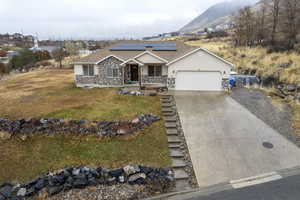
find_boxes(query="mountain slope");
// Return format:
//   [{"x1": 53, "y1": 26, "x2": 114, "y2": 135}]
[{"x1": 180, "y1": 0, "x2": 259, "y2": 33}]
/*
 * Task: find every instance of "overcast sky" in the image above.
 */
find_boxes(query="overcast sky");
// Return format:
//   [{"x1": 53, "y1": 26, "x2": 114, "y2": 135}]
[{"x1": 0, "y1": 0, "x2": 224, "y2": 40}]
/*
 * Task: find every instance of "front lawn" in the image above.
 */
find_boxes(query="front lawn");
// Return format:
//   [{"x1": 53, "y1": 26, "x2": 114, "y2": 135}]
[{"x1": 0, "y1": 69, "x2": 170, "y2": 183}]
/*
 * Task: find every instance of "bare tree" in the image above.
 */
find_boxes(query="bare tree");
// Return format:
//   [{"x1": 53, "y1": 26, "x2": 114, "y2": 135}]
[
  {"x1": 281, "y1": 0, "x2": 299, "y2": 48},
  {"x1": 256, "y1": 0, "x2": 269, "y2": 45},
  {"x1": 269, "y1": 0, "x2": 282, "y2": 45},
  {"x1": 233, "y1": 7, "x2": 256, "y2": 46}
]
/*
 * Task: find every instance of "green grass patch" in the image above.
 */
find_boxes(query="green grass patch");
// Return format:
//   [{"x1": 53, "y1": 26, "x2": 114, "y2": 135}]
[
  {"x1": 0, "y1": 121, "x2": 169, "y2": 183},
  {"x1": 0, "y1": 69, "x2": 170, "y2": 182}
]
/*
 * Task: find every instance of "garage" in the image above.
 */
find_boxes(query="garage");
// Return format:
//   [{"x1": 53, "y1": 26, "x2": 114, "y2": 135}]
[{"x1": 175, "y1": 71, "x2": 222, "y2": 91}]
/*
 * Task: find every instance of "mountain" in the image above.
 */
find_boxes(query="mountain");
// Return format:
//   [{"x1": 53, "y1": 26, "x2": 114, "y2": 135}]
[{"x1": 180, "y1": 0, "x2": 259, "y2": 33}]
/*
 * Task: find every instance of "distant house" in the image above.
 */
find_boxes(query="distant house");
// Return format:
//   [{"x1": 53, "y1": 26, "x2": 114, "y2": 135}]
[
  {"x1": 0, "y1": 57, "x2": 9, "y2": 64},
  {"x1": 30, "y1": 37, "x2": 59, "y2": 54},
  {"x1": 73, "y1": 41, "x2": 234, "y2": 91}
]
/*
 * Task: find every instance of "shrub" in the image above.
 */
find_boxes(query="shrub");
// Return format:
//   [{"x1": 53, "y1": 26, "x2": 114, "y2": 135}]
[
  {"x1": 35, "y1": 61, "x2": 52, "y2": 67},
  {"x1": 9, "y1": 49, "x2": 37, "y2": 70}
]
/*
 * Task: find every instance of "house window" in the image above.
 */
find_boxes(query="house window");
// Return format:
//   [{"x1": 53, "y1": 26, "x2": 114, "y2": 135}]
[
  {"x1": 148, "y1": 66, "x2": 162, "y2": 77},
  {"x1": 83, "y1": 65, "x2": 94, "y2": 76},
  {"x1": 107, "y1": 67, "x2": 119, "y2": 78}
]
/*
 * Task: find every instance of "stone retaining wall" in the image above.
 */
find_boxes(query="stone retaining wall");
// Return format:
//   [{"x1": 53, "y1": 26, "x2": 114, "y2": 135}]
[
  {"x1": 0, "y1": 114, "x2": 160, "y2": 137},
  {"x1": 0, "y1": 165, "x2": 174, "y2": 199},
  {"x1": 142, "y1": 75, "x2": 168, "y2": 84}
]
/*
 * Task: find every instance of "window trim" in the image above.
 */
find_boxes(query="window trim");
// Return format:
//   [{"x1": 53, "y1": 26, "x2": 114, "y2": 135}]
[
  {"x1": 82, "y1": 64, "x2": 95, "y2": 77},
  {"x1": 107, "y1": 66, "x2": 120, "y2": 78},
  {"x1": 148, "y1": 65, "x2": 162, "y2": 77}
]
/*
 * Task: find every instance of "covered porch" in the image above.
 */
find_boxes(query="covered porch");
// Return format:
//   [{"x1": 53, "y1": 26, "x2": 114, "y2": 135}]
[{"x1": 122, "y1": 59, "x2": 168, "y2": 87}]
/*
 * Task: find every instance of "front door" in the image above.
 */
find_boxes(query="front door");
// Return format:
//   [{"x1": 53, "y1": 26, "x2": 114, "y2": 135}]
[{"x1": 130, "y1": 65, "x2": 139, "y2": 82}]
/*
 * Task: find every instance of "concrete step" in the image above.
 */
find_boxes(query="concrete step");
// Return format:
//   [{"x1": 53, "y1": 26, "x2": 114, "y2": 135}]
[
  {"x1": 174, "y1": 180, "x2": 191, "y2": 191},
  {"x1": 164, "y1": 116, "x2": 177, "y2": 122},
  {"x1": 161, "y1": 100, "x2": 172, "y2": 104},
  {"x1": 163, "y1": 112, "x2": 175, "y2": 117},
  {"x1": 168, "y1": 143, "x2": 181, "y2": 149},
  {"x1": 172, "y1": 159, "x2": 187, "y2": 168},
  {"x1": 168, "y1": 136, "x2": 181, "y2": 143},
  {"x1": 161, "y1": 97, "x2": 172, "y2": 101},
  {"x1": 170, "y1": 150, "x2": 184, "y2": 158},
  {"x1": 174, "y1": 168, "x2": 189, "y2": 180},
  {"x1": 161, "y1": 95, "x2": 172, "y2": 98},
  {"x1": 165, "y1": 123, "x2": 177, "y2": 128},
  {"x1": 162, "y1": 108, "x2": 174, "y2": 113},
  {"x1": 166, "y1": 129, "x2": 178, "y2": 136},
  {"x1": 162, "y1": 103, "x2": 172, "y2": 108}
]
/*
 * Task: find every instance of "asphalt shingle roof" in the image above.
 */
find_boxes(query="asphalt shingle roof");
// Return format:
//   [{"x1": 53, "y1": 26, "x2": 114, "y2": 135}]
[{"x1": 74, "y1": 41, "x2": 198, "y2": 64}]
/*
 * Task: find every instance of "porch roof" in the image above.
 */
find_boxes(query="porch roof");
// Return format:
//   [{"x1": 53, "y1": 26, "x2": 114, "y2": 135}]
[{"x1": 120, "y1": 58, "x2": 144, "y2": 66}]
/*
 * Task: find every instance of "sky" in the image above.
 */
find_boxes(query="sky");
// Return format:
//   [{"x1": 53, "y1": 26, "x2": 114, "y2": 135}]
[{"x1": 0, "y1": 0, "x2": 224, "y2": 40}]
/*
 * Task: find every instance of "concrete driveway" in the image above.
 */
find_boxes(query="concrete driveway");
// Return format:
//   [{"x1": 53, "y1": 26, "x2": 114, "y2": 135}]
[{"x1": 173, "y1": 91, "x2": 300, "y2": 187}]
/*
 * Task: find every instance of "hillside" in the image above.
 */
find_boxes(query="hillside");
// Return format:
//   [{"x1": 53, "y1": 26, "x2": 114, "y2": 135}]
[
  {"x1": 180, "y1": 0, "x2": 259, "y2": 33},
  {"x1": 186, "y1": 38, "x2": 300, "y2": 86}
]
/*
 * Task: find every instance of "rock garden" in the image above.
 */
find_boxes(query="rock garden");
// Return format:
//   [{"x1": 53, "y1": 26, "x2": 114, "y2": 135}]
[
  {"x1": 0, "y1": 165, "x2": 174, "y2": 200},
  {"x1": 0, "y1": 114, "x2": 160, "y2": 139}
]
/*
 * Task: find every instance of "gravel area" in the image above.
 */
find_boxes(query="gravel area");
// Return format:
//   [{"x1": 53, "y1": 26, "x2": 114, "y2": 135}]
[
  {"x1": 231, "y1": 88, "x2": 296, "y2": 144},
  {"x1": 30, "y1": 184, "x2": 152, "y2": 200}
]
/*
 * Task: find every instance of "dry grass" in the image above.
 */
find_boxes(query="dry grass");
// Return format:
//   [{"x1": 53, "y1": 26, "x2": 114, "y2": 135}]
[
  {"x1": 293, "y1": 104, "x2": 300, "y2": 138},
  {"x1": 0, "y1": 69, "x2": 170, "y2": 182},
  {"x1": 186, "y1": 38, "x2": 300, "y2": 86}
]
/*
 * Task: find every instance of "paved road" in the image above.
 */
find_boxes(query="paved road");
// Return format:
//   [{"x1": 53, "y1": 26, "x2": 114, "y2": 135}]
[
  {"x1": 173, "y1": 91, "x2": 300, "y2": 187},
  {"x1": 186, "y1": 174, "x2": 300, "y2": 200}
]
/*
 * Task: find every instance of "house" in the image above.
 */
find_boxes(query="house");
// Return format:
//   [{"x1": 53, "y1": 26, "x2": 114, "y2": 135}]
[{"x1": 73, "y1": 41, "x2": 234, "y2": 91}]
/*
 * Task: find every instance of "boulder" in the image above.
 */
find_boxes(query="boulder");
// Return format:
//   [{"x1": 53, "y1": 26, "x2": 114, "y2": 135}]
[
  {"x1": 128, "y1": 173, "x2": 147, "y2": 185},
  {"x1": 123, "y1": 165, "x2": 140, "y2": 176},
  {"x1": 285, "y1": 84, "x2": 297, "y2": 92},
  {"x1": 73, "y1": 174, "x2": 88, "y2": 188},
  {"x1": 131, "y1": 118, "x2": 140, "y2": 124},
  {"x1": 117, "y1": 128, "x2": 127, "y2": 135},
  {"x1": 16, "y1": 188, "x2": 26, "y2": 197},
  {"x1": 109, "y1": 169, "x2": 124, "y2": 177},
  {"x1": 0, "y1": 183, "x2": 13, "y2": 199},
  {"x1": 139, "y1": 166, "x2": 154, "y2": 174},
  {"x1": 47, "y1": 185, "x2": 63, "y2": 196}
]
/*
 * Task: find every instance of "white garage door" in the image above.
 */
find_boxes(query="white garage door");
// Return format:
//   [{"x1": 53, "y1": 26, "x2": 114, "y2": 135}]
[{"x1": 175, "y1": 71, "x2": 222, "y2": 91}]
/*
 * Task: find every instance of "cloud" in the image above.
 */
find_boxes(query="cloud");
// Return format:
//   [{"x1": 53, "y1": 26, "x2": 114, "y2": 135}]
[{"x1": 0, "y1": 0, "x2": 223, "y2": 39}]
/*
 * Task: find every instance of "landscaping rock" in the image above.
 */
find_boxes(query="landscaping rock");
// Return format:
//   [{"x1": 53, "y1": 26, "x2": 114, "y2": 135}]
[
  {"x1": 285, "y1": 84, "x2": 297, "y2": 92},
  {"x1": 0, "y1": 183, "x2": 13, "y2": 199},
  {"x1": 119, "y1": 89, "x2": 143, "y2": 96},
  {"x1": 16, "y1": 188, "x2": 26, "y2": 197},
  {"x1": 128, "y1": 173, "x2": 146, "y2": 185},
  {"x1": 0, "y1": 114, "x2": 160, "y2": 138},
  {"x1": 1, "y1": 164, "x2": 174, "y2": 199},
  {"x1": 48, "y1": 186, "x2": 63, "y2": 196},
  {"x1": 123, "y1": 165, "x2": 140, "y2": 176}
]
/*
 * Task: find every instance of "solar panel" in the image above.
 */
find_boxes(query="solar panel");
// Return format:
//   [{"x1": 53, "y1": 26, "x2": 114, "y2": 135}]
[
  {"x1": 110, "y1": 43, "x2": 177, "y2": 51},
  {"x1": 110, "y1": 43, "x2": 145, "y2": 51},
  {"x1": 153, "y1": 46, "x2": 177, "y2": 51}
]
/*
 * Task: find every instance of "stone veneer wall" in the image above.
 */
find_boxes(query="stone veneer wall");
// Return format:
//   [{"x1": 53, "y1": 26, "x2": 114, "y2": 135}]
[
  {"x1": 142, "y1": 75, "x2": 168, "y2": 85},
  {"x1": 98, "y1": 57, "x2": 124, "y2": 86},
  {"x1": 76, "y1": 75, "x2": 98, "y2": 85},
  {"x1": 167, "y1": 78, "x2": 176, "y2": 89}
]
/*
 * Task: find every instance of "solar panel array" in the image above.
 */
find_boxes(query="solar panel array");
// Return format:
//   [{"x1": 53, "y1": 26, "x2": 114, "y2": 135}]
[{"x1": 110, "y1": 43, "x2": 177, "y2": 51}]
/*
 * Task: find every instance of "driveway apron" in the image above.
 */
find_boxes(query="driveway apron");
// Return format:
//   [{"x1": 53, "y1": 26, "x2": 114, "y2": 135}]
[{"x1": 173, "y1": 91, "x2": 300, "y2": 187}]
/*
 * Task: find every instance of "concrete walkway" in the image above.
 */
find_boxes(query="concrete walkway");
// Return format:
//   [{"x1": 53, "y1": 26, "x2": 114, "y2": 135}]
[{"x1": 173, "y1": 91, "x2": 300, "y2": 187}]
